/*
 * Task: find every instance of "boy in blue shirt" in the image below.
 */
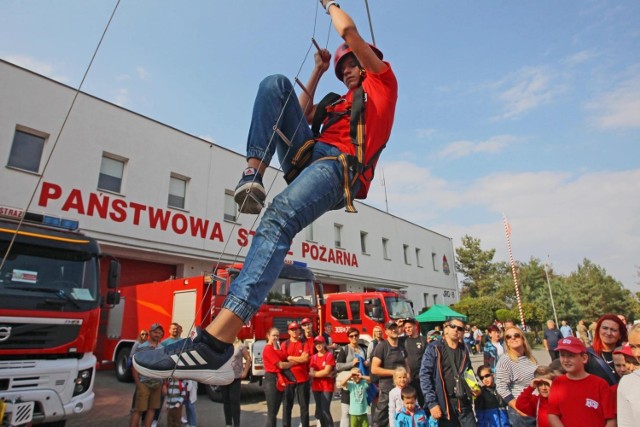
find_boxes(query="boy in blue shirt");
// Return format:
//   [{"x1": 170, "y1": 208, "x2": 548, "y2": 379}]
[
  {"x1": 338, "y1": 367, "x2": 371, "y2": 427},
  {"x1": 395, "y1": 385, "x2": 429, "y2": 427}
]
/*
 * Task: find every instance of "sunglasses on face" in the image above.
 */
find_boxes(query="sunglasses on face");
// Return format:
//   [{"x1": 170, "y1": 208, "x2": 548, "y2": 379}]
[
  {"x1": 140, "y1": 333, "x2": 148, "y2": 336},
  {"x1": 479, "y1": 373, "x2": 493, "y2": 379},
  {"x1": 349, "y1": 334, "x2": 359, "y2": 338},
  {"x1": 448, "y1": 324, "x2": 465, "y2": 332},
  {"x1": 505, "y1": 333, "x2": 522, "y2": 340}
]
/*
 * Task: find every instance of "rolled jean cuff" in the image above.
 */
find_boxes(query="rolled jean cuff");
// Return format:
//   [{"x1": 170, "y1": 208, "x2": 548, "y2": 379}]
[
  {"x1": 221, "y1": 294, "x2": 256, "y2": 324},
  {"x1": 246, "y1": 147, "x2": 273, "y2": 166}
]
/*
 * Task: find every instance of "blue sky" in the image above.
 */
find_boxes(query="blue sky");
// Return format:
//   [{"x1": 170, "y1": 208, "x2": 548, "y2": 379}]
[{"x1": 1, "y1": 0, "x2": 639, "y2": 292}]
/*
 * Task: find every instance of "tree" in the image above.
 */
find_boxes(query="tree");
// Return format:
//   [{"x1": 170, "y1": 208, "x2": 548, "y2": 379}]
[
  {"x1": 451, "y1": 296, "x2": 506, "y2": 328},
  {"x1": 455, "y1": 235, "x2": 500, "y2": 298},
  {"x1": 565, "y1": 259, "x2": 635, "y2": 321}
]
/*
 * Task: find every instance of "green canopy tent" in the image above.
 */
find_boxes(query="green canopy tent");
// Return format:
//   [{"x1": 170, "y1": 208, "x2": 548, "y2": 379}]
[{"x1": 416, "y1": 304, "x2": 467, "y2": 334}]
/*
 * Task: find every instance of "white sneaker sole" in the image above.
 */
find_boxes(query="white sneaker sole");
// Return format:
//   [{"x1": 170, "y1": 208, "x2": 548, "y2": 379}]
[
  {"x1": 132, "y1": 355, "x2": 235, "y2": 385},
  {"x1": 234, "y1": 182, "x2": 265, "y2": 214}
]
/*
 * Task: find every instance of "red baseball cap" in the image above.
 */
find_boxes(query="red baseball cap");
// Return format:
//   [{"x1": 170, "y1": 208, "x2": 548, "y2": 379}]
[
  {"x1": 313, "y1": 335, "x2": 326, "y2": 344},
  {"x1": 288, "y1": 322, "x2": 300, "y2": 331},
  {"x1": 614, "y1": 344, "x2": 634, "y2": 357},
  {"x1": 301, "y1": 318, "x2": 312, "y2": 325},
  {"x1": 555, "y1": 336, "x2": 586, "y2": 354}
]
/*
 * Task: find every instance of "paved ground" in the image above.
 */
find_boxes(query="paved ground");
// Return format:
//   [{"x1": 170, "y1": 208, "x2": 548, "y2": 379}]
[{"x1": 67, "y1": 347, "x2": 551, "y2": 426}]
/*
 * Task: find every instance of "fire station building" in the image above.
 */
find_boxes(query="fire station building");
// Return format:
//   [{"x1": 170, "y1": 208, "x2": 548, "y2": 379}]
[{"x1": 0, "y1": 60, "x2": 460, "y2": 312}]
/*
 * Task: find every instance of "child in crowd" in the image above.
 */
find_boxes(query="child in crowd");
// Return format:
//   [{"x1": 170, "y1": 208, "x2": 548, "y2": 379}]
[
  {"x1": 547, "y1": 336, "x2": 615, "y2": 427},
  {"x1": 394, "y1": 385, "x2": 428, "y2": 427},
  {"x1": 164, "y1": 378, "x2": 185, "y2": 427},
  {"x1": 516, "y1": 366, "x2": 555, "y2": 427},
  {"x1": 614, "y1": 344, "x2": 639, "y2": 374},
  {"x1": 388, "y1": 366, "x2": 409, "y2": 426},
  {"x1": 474, "y1": 364, "x2": 510, "y2": 427},
  {"x1": 612, "y1": 346, "x2": 629, "y2": 378},
  {"x1": 338, "y1": 366, "x2": 370, "y2": 427}
]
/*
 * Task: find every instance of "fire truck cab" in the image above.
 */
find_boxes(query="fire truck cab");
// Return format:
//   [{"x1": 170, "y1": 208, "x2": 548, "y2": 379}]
[
  {"x1": 0, "y1": 207, "x2": 120, "y2": 426},
  {"x1": 324, "y1": 290, "x2": 414, "y2": 346}
]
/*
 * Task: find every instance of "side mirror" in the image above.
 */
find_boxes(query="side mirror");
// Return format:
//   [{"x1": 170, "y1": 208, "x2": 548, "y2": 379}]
[
  {"x1": 106, "y1": 290, "x2": 121, "y2": 306},
  {"x1": 108, "y1": 259, "x2": 120, "y2": 289}
]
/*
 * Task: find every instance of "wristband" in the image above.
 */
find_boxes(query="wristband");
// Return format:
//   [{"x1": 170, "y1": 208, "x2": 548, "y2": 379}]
[{"x1": 325, "y1": 1, "x2": 339, "y2": 14}]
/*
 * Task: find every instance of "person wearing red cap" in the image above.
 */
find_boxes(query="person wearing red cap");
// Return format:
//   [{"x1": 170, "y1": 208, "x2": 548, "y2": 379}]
[
  {"x1": 132, "y1": 0, "x2": 397, "y2": 392},
  {"x1": 547, "y1": 336, "x2": 615, "y2": 427},
  {"x1": 310, "y1": 335, "x2": 336, "y2": 427},
  {"x1": 301, "y1": 317, "x2": 316, "y2": 345},
  {"x1": 282, "y1": 321, "x2": 312, "y2": 427}
]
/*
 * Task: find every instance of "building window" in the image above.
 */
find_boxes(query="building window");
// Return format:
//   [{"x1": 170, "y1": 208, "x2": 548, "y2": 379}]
[
  {"x1": 97, "y1": 154, "x2": 125, "y2": 193},
  {"x1": 360, "y1": 231, "x2": 368, "y2": 254},
  {"x1": 423, "y1": 293, "x2": 430, "y2": 308},
  {"x1": 305, "y1": 222, "x2": 315, "y2": 242},
  {"x1": 168, "y1": 175, "x2": 188, "y2": 209},
  {"x1": 334, "y1": 224, "x2": 343, "y2": 248},
  {"x1": 403, "y1": 244, "x2": 410, "y2": 265},
  {"x1": 432, "y1": 252, "x2": 439, "y2": 271},
  {"x1": 416, "y1": 248, "x2": 422, "y2": 267},
  {"x1": 223, "y1": 190, "x2": 237, "y2": 222},
  {"x1": 7, "y1": 128, "x2": 46, "y2": 173},
  {"x1": 433, "y1": 294, "x2": 438, "y2": 305},
  {"x1": 382, "y1": 238, "x2": 390, "y2": 260}
]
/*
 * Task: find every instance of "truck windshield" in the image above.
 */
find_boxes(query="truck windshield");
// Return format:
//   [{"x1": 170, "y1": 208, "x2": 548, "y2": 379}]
[
  {"x1": 384, "y1": 296, "x2": 414, "y2": 319},
  {"x1": 0, "y1": 242, "x2": 99, "y2": 310},
  {"x1": 266, "y1": 277, "x2": 316, "y2": 307}
]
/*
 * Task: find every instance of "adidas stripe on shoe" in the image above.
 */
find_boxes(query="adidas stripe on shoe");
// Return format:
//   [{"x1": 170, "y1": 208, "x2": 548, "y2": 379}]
[
  {"x1": 132, "y1": 327, "x2": 235, "y2": 385},
  {"x1": 234, "y1": 167, "x2": 266, "y2": 214}
]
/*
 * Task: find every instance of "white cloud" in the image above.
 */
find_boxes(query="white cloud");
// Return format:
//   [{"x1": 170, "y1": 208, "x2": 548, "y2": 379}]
[
  {"x1": 492, "y1": 66, "x2": 564, "y2": 120},
  {"x1": 562, "y1": 50, "x2": 597, "y2": 67},
  {"x1": 437, "y1": 134, "x2": 519, "y2": 159},
  {"x1": 587, "y1": 73, "x2": 640, "y2": 129},
  {"x1": 3, "y1": 54, "x2": 69, "y2": 83},
  {"x1": 367, "y1": 163, "x2": 640, "y2": 291},
  {"x1": 416, "y1": 128, "x2": 437, "y2": 139},
  {"x1": 113, "y1": 88, "x2": 129, "y2": 107},
  {"x1": 136, "y1": 66, "x2": 149, "y2": 80}
]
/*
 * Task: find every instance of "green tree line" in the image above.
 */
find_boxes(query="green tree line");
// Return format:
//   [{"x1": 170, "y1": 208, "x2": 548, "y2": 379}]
[{"x1": 451, "y1": 235, "x2": 640, "y2": 330}]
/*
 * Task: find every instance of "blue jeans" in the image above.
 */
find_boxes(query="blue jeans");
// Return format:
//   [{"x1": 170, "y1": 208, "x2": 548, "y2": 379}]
[
  {"x1": 222, "y1": 74, "x2": 356, "y2": 322},
  {"x1": 184, "y1": 398, "x2": 197, "y2": 426}
]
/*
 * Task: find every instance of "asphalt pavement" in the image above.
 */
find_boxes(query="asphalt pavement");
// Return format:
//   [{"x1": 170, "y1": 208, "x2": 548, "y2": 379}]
[{"x1": 68, "y1": 347, "x2": 551, "y2": 426}]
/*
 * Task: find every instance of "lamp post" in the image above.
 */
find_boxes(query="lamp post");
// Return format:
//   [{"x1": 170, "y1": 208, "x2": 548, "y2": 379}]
[{"x1": 544, "y1": 255, "x2": 559, "y2": 326}]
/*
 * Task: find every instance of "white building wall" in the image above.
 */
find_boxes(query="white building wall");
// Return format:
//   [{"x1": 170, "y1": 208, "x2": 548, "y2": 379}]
[{"x1": 0, "y1": 60, "x2": 460, "y2": 311}]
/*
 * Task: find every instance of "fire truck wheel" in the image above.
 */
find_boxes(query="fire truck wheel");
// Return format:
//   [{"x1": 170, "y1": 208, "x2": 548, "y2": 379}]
[
  {"x1": 115, "y1": 347, "x2": 134, "y2": 382},
  {"x1": 205, "y1": 384, "x2": 223, "y2": 402}
]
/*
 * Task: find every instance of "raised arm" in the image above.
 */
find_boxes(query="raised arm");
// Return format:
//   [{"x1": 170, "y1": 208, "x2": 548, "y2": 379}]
[{"x1": 321, "y1": 0, "x2": 387, "y2": 75}]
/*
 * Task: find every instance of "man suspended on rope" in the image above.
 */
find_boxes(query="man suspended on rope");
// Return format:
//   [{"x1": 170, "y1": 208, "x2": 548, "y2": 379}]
[{"x1": 133, "y1": 0, "x2": 398, "y2": 387}]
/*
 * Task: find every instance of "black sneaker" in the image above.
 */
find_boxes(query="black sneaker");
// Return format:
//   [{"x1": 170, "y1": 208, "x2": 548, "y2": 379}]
[
  {"x1": 233, "y1": 167, "x2": 266, "y2": 214},
  {"x1": 132, "y1": 327, "x2": 234, "y2": 385}
]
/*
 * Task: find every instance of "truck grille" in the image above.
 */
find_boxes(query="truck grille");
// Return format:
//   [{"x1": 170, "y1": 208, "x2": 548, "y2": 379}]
[
  {"x1": 272, "y1": 317, "x2": 299, "y2": 332},
  {"x1": 0, "y1": 322, "x2": 81, "y2": 350}
]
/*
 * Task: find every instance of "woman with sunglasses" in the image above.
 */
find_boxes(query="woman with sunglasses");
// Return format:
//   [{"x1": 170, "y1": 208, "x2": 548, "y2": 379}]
[
  {"x1": 495, "y1": 326, "x2": 537, "y2": 427},
  {"x1": 335, "y1": 327, "x2": 366, "y2": 427},
  {"x1": 585, "y1": 313, "x2": 628, "y2": 385}
]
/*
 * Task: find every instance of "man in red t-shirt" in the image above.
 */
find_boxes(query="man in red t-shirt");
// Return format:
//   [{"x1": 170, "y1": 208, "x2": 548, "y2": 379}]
[
  {"x1": 282, "y1": 322, "x2": 312, "y2": 427},
  {"x1": 548, "y1": 336, "x2": 615, "y2": 427}
]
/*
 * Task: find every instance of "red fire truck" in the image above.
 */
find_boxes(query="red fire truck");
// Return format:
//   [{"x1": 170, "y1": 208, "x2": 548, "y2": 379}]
[
  {"x1": 96, "y1": 260, "x2": 322, "y2": 386},
  {"x1": 0, "y1": 207, "x2": 120, "y2": 427},
  {"x1": 322, "y1": 290, "x2": 414, "y2": 346}
]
